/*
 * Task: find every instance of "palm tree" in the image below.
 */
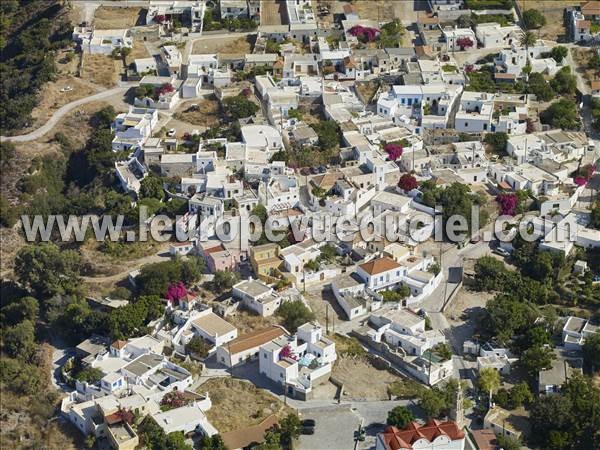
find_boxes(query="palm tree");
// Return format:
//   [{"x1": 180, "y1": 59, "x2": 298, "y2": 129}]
[{"x1": 520, "y1": 31, "x2": 537, "y2": 49}]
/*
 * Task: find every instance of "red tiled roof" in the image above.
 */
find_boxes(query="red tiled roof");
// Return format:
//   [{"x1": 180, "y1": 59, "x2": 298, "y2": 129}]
[
  {"x1": 471, "y1": 429, "x2": 499, "y2": 450},
  {"x1": 343, "y1": 3, "x2": 356, "y2": 15},
  {"x1": 111, "y1": 340, "x2": 127, "y2": 350},
  {"x1": 378, "y1": 421, "x2": 465, "y2": 450},
  {"x1": 359, "y1": 256, "x2": 401, "y2": 275},
  {"x1": 591, "y1": 80, "x2": 600, "y2": 90},
  {"x1": 225, "y1": 326, "x2": 287, "y2": 355},
  {"x1": 582, "y1": 1, "x2": 600, "y2": 15}
]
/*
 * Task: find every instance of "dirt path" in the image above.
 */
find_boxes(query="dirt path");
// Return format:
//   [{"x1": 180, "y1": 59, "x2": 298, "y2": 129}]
[
  {"x1": 82, "y1": 249, "x2": 172, "y2": 284},
  {"x1": 1, "y1": 84, "x2": 135, "y2": 142}
]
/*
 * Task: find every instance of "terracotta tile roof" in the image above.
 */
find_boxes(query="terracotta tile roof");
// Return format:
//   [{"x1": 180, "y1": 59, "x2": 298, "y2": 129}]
[
  {"x1": 344, "y1": 56, "x2": 357, "y2": 69},
  {"x1": 419, "y1": 15, "x2": 440, "y2": 24},
  {"x1": 343, "y1": 3, "x2": 356, "y2": 14},
  {"x1": 359, "y1": 256, "x2": 401, "y2": 275},
  {"x1": 379, "y1": 421, "x2": 465, "y2": 450},
  {"x1": 591, "y1": 80, "x2": 600, "y2": 90},
  {"x1": 205, "y1": 244, "x2": 226, "y2": 255},
  {"x1": 576, "y1": 19, "x2": 591, "y2": 27},
  {"x1": 582, "y1": 1, "x2": 600, "y2": 15},
  {"x1": 494, "y1": 72, "x2": 516, "y2": 80},
  {"x1": 224, "y1": 326, "x2": 287, "y2": 355},
  {"x1": 311, "y1": 171, "x2": 343, "y2": 189},
  {"x1": 111, "y1": 340, "x2": 127, "y2": 350},
  {"x1": 471, "y1": 429, "x2": 499, "y2": 450},
  {"x1": 222, "y1": 415, "x2": 279, "y2": 450}
]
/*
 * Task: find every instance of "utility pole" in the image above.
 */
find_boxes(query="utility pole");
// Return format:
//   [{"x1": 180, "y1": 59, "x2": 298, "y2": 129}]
[{"x1": 325, "y1": 303, "x2": 329, "y2": 334}]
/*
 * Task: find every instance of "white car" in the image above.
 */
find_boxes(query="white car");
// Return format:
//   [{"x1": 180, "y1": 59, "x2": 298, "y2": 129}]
[
  {"x1": 166, "y1": 128, "x2": 176, "y2": 137},
  {"x1": 493, "y1": 247, "x2": 511, "y2": 257}
]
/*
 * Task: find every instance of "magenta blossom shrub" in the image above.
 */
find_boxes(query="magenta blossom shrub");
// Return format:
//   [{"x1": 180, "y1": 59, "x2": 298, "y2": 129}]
[
  {"x1": 456, "y1": 37, "x2": 474, "y2": 50},
  {"x1": 155, "y1": 83, "x2": 174, "y2": 97},
  {"x1": 166, "y1": 282, "x2": 188, "y2": 303},
  {"x1": 154, "y1": 14, "x2": 166, "y2": 24},
  {"x1": 384, "y1": 143, "x2": 403, "y2": 161},
  {"x1": 573, "y1": 164, "x2": 595, "y2": 186},
  {"x1": 398, "y1": 174, "x2": 418, "y2": 192},
  {"x1": 279, "y1": 344, "x2": 297, "y2": 360},
  {"x1": 349, "y1": 25, "x2": 380, "y2": 42},
  {"x1": 496, "y1": 193, "x2": 518, "y2": 216}
]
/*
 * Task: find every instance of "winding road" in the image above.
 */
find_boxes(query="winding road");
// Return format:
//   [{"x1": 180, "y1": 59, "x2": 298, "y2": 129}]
[{"x1": 0, "y1": 84, "x2": 133, "y2": 143}]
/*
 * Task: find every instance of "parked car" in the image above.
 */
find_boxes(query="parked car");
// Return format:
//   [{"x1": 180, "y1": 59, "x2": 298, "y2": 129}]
[
  {"x1": 592, "y1": 275, "x2": 600, "y2": 283},
  {"x1": 302, "y1": 419, "x2": 316, "y2": 427},
  {"x1": 493, "y1": 247, "x2": 511, "y2": 257},
  {"x1": 309, "y1": 166, "x2": 318, "y2": 174},
  {"x1": 301, "y1": 426, "x2": 315, "y2": 435},
  {"x1": 167, "y1": 128, "x2": 176, "y2": 137},
  {"x1": 300, "y1": 167, "x2": 311, "y2": 176},
  {"x1": 317, "y1": 166, "x2": 327, "y2": 173}
]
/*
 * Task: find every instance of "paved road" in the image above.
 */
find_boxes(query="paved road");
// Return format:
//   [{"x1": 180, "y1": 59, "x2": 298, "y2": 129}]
[
  {"x1": 50, "y1": 334, "x2": 75, "y2": 393},
  {"x1": 0, "y1": 85, "x2": 134, "y2": 143}
]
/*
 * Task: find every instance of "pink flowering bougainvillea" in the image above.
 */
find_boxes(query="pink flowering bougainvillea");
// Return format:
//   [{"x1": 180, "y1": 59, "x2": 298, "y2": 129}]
[
  {"x1": 456, "y1": 37, "x2": 474, "y2": 50},
  {"x1": 349, "y1": 25, "x2": 380, "y2": 42},
  {"x1": 154, "y1": 14, "x2": 166, "y2": 24},
  {"x1": 160, "y1": 390, "x2": 188, "y2": 409},
  {"x1": 166, "y1": 282, "x2": 188, "y2": 303},
  {"x1": 573, "y1": 164, "x2": 595, "y2": 186},
  {"x1": 384, "y1": 143, "x2": 403, "y2": 161},
  {"x1": 496, "y1": 193, "x2": 518, "y2": 216},
  {"x1": 398, "y1": 174, "x2": 418, "y2": 192},
  {"x1": 155, "y1": 83, "x2": 174, "y2": 97},
  {"x1": 279, "y1": 344, "x2": 297, "y2": 360}
]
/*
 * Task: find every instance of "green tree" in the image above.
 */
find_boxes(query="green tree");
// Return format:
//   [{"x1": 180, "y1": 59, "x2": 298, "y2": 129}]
[
  {"x1": 550, "y1": 66, "x2": 577, "y2": 95},
  {"x1": 590, "y1": 200, "x2": 600, "y2": 229},
  {"x1": 509, "y1": 382, "x2": 534, "y2": 408},
  {"x1": 94, "y1": 106, "x2": 117, "y2": 128},
  {"x1": 582, "y1": 333, "x2": 600, "y2": 372},
  {"x1": 140, "y1": 175, "x2": 164, "y2": 200},
  {"x1": 2, "y1": 320, "x2": 36, "y2": 360},
  {"x1": 520, "y1": 345, "x2": 555, "y2": 376},
  {"x1": 137, "y1": 258, "x2": 204, "y2": 297},
  {"x1": 222, "y1": 95, "x2": 259, "y2": 120},
  {"x1": 417, "y1": 388, "x2": 446, "y2": 418},
  {"x1": 520, "y1": 31, "x2": 537, "y2": 48},
  {"x1": 540, "y1": 99, "x2": 580, "y2": 130},
  {"x1": 279, "y1": 413, "x2": 301, "y2": 448},
  {"x1": 522, "y1": 9, "x2": 547, "y2": 29},
  {"x1": 187, "y1": 336, "x2": 210, "y2": 358},
  {"x1": 496, "y1": 434, "x2": 522, "y2": 450},
  {"x1": 431, "y1": 343, "x2": 452, "y2": 361},
  {"x1": 1, "y1": 296, "x2": 39, "y2": 326},
  {"x1": 107, "y1": 295, "x2": 163, "y2": 340},
  {"x1": 310, "y1": 121, "x2": 341, "y2": 150},
  {"x1": 386, "y1": 406, "x2": 414, "y2": 428},
  {"x1": 0, "y1": 194, "x2": 20, "y2": 227},
  {"x1": 483, "y1": 132, "x2": 508, "y2": 154},
  {"x1": 276, "y1": 300, "x2": 315, "y2": 333},
  {"x1": 198, "y1": 434, "x2": 227, "y2": 450},
  {"x1": 15, "y1": 243, "x2": 82, "y2": 298},
  {"x1": 550, "y1": 46, "x2": 568, "y2": 64},
  {"x1": 166, "y1": 432, "x2": 193, "y2": 450},
  {"x1": 478, "y1": 367, "x2": 501, "y2": 403},
  {"x1": 380, "y1": 286, "x2": 411, "y2": 303},
  {"x1": 74, "y1": 366, "x2": 104, "y2": 383},
  {"x1": 212, "y1": 271, "x2": 240, "y2": 293},
  {"x1": 528, "y1": 72, "x2": 556, "y2": 102}
]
